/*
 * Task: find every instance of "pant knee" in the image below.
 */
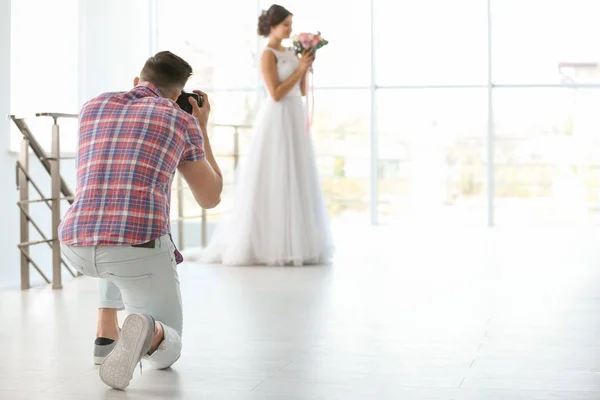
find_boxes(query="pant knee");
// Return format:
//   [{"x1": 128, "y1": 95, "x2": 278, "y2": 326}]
[
  {"x1": 147, "y1": 348, "x2": 181, "y2": 370},
  {"x1": 156, "y1": 352, "x2": 181, "y2": 370}
]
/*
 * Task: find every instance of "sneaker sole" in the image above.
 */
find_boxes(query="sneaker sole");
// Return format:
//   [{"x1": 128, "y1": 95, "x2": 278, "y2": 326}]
[{"x1": 99, "y1": 314, "x2": 151, "y2": 390}]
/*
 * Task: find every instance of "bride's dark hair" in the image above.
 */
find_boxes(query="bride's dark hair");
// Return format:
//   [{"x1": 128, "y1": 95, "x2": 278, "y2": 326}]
[{"x1": 258, "y1": 4, "x2": 292, "y2": 37}]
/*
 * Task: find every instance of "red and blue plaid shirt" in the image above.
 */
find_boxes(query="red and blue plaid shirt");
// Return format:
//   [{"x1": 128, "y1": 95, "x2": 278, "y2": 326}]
[{"x1": 58, "y1": 82, "x2": 205, "y2": 263}]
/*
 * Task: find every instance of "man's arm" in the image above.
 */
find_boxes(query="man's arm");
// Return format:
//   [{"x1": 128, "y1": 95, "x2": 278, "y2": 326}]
[
  {"x1": 177, "y1": 91, "x2": 223, "y2": 209},
  {"x1": 178, "y1": 124, "x2": 222, "y2": 209},
  {"x1": 198, "y1": 123, "x2": 222, "y2": 180}
]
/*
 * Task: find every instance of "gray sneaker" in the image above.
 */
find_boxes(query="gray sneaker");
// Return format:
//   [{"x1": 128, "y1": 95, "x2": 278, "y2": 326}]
[
  {"x1": 94, "y1": 338, "x2": 117, "y2": 365},
  {"x1": 99, "y1": 313, "x2": 155, "y2": 390}
]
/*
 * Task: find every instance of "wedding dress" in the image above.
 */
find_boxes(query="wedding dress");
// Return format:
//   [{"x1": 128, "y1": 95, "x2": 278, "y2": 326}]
[{"x1": 194, "y1": 47, "x2": 334, "y2": 266}]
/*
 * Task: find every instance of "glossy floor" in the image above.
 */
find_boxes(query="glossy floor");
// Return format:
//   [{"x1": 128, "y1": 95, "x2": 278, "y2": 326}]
[{"x1": 1, "y1": 225, "x2": 600, "y2": 399}]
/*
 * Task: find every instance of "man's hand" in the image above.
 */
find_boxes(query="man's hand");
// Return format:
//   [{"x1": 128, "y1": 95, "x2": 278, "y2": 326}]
[
  {"x1": 189, "y1": 90, "x2": 211, "y2": 128},
  {"x1": 178, "y1": 90, "x2": 222, "y2": 209}
]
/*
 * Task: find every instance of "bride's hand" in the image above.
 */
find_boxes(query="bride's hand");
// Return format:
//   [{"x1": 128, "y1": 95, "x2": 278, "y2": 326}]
[{"x1": 299, "y1": 49, "x2": 315, "y2": 72}]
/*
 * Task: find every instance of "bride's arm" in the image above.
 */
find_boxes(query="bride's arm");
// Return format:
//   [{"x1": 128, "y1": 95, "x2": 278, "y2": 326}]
[
  {"x1": 261, "y1": 50, "x2": 312, "y2": 101},
  {"x1": 301, "y1": 72, "x2": 307, "y2": 97}
]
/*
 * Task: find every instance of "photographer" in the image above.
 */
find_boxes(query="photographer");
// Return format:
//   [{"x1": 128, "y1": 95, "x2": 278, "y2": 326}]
[{"x1": 58, "y1": 51, "x2": 222, "y2": 390}]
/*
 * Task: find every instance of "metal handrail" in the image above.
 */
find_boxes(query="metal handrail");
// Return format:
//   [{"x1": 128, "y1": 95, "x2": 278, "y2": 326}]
[
  {"x1": 11, "y1": 112, "x2": 78, "y2": 290},
  {"x1": 16, "y1": 202, "x2": 76, "y2": 277},
  {"x1": 16, "y1": 162, "x2": 52, "y2": 209},
  {"x1": 10, "y1": 116, "x2": 76, "y2": 202},
  {"x1": 36, "y1": 112, "x2": 79, "y2": 119}
]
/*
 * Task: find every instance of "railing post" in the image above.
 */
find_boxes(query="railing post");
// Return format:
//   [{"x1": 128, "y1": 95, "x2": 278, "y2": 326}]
[
  {"x1": 19, "y1": 136, "x2": 30, "y2": 290},
  {"x1": 177, "y1": 172, "x2": 184, "y2": 250},
  {"x1": 50, "y1": 117, "x2": 62, "y2": 289},
  {"x1": 233, "y1": 126, "x2": 240, "y2": 171},
  {"x1": 201, "y1": 208, "x2": 207, "y2": 247}
]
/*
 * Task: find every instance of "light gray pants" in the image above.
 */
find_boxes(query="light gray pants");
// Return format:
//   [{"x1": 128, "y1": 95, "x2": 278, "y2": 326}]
[{"x1": 60, "y1": 234, "x2": 182, "y2": 369}]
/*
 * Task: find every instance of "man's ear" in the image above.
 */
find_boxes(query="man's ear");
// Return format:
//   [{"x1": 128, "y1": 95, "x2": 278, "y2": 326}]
[{"x1": 133, "y1": 77, "x2": 140, "y2": 87}]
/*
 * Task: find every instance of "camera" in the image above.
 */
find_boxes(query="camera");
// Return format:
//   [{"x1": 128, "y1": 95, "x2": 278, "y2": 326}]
[{"x1": 176, "y1": 91, "x2": 202, "y2": 114}]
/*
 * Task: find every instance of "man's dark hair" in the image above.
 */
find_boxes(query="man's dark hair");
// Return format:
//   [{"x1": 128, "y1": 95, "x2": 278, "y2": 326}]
[{"x1": 140, "y1": 51, "x2": 193, "y2": 96}]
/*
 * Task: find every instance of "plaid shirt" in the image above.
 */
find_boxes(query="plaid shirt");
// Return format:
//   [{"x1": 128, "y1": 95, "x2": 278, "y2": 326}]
[{"x1": 59, "y1": 82, "x2": 205, "y2": 263}]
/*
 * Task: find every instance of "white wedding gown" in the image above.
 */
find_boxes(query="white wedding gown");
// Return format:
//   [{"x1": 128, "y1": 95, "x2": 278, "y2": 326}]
[{"x1": 195, "y1": 47, "x2": 334, "y2": 266}]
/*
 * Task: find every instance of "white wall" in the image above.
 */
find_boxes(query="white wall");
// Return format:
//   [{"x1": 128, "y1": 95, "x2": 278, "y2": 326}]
[{"x1": 0, "y1": 0, "x2": 20, "y2": 288}]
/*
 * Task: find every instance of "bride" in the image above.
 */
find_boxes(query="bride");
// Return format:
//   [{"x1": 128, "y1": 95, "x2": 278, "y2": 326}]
[{"x1": 195, "y1": 4, "x2": 334, "y2": 266}]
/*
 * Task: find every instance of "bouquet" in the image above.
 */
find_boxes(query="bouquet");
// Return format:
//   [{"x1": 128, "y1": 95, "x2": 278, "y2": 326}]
[
  {"x1": 292, "y1": 32, "x2": 329, "y2": 56},
  {"x1": 291, "y1": 32, "x2": 329, "y2": 132}
]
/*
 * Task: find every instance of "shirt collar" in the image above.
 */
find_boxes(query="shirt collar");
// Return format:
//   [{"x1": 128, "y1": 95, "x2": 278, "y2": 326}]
[{"x1": 136, "y1": 81, "x2": 163, "y2": 97}]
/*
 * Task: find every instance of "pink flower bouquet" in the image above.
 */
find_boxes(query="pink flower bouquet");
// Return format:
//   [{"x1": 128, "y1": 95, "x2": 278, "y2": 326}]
[{"x1": 292, "y1": 32, "x2": 329, "y2": 55}]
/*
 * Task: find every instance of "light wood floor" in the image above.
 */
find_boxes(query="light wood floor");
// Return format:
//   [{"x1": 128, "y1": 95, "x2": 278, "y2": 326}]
[{"x1": 1, "y1": 225, "x2": 600, "y2": 399}]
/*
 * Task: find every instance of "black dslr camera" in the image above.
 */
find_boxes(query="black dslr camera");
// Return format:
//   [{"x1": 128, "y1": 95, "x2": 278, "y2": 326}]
[{"x1": 176, "y1": 91, "x2": 203, "y2": 114}]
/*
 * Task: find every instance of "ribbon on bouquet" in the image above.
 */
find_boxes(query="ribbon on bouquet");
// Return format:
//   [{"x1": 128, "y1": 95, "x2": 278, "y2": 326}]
[{"x1": 306, "y1": 67, "x2": 315, "y2": 132}]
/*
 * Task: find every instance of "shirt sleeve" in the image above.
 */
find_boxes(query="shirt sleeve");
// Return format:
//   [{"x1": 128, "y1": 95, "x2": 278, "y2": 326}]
[{"x1": 180, "y1": 118, "x2": 206, "y2": 163}]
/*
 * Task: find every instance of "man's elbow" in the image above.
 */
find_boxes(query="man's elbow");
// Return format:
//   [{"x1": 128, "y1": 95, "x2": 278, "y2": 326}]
[
  {"x1": 200, "y1": 195, "x2": 221, "y2": 209},
  {"x1": 200, "y1": 178, "x2": 222, "y2": 209}
]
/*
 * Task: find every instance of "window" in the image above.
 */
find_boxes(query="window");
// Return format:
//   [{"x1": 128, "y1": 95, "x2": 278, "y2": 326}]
[
  {"x1": 494, "y1": 88, "x2": 600, "y2": 225},
  {"x1": 374, "y1": 0, "x2": 488, "y2": 86},
  {"x1": 492, "y1": 0, "x2": 600, "y2": 84},
  {"x1": 311, "y1": 89, "x2": 371, "y2": 222},
  {"x1": 159, "y1": 0, "x2": 600, "y2": 229},
  {"x1": 377, "y1": 88, "x2": 487, "y2": 225}
]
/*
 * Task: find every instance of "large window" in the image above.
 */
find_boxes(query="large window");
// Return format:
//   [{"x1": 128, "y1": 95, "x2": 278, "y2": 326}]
[
  {"x1": 9, "y1": 0, "x2": 600, "y2": 228},
  {"x1": 155, "y1": 0, "x2": 600, "y2": 228}
]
